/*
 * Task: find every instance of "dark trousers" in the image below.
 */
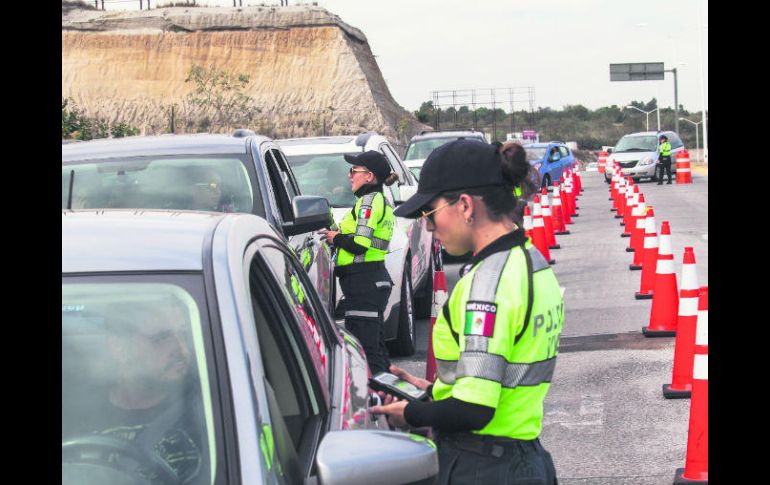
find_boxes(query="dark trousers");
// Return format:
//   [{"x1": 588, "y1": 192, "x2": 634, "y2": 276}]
[
  {"x1": 338, "y1": 268, "x2": 392, "y2": 375},
  {"x1": 436, "y1": 433, "x2": 558, "y2": 485},
  {"x1": 656, "y1": 156, "x2": 672, "y2": 183}
]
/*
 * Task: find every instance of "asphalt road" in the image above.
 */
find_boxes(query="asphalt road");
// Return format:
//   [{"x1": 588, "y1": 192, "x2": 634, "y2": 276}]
[{"x1": 393, "y1": 170, "x2": 708, "y2": 484}]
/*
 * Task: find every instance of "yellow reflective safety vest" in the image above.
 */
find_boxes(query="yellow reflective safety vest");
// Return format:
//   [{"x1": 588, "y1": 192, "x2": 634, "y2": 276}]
[
  {"x1": 336, "y1": 190, "x2": 395, "y2": 267},
  {"x1": 659, "y1": 142, "x2": 672, "y2": 157},
  {"x1": 432, "y1": 232, "x2": 564, "y2": 440}
]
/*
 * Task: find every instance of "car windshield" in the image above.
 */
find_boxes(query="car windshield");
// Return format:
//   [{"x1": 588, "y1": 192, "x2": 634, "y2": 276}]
[
  {"x1": 409, "y1": 167, "x2": 421, "y2": 180},
  {"x1": 613, "y1": 135, "x2": 659, "y2": 153},
  {"x1": 62, "y1": 277, "x2": 218, "y2": 485},
  {"x1": 62, "y1": 155, "x2": 261, "y2": 216},
  {"x1": 524, "y1": 147, "x2": 547, "y2": 161},
  {"x1": 404, "y1": 137, "x2": 473, "y2": 160},
  {"x1": 284, "y1": 152, "x2": 359, "y2": 208}
]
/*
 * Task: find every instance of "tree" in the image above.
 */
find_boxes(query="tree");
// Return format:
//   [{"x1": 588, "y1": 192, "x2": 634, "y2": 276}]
[{"x1": 185, "y1": 64, "x2": 261, "y2": 132}]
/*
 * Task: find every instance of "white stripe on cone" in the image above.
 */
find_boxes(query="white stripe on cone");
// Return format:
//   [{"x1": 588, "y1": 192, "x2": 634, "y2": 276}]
[
  {"x1": 693, "y1": 354, "x2": 708, "y2": 380},
  {"x1": 656, "y1": 259, "x2": 676, "y2": 274},
  {"x1": 677, "y1": 168, "x2": 692, "y2": 173},
  {"x1": 681, "y1": 264, "x2": 698, "y2": 290},
  {"x1": 696, "y1": 311, "x2": 708, "y2": 346},
  {"x1": 534, "y1": 217, "x2": 545, "y2": 228},
  {"x1": 679, "y1": 297, "x2": 699, "y2": 317},
  {"x1": 524, "y1": 215, "x2": 533, "y2": 231}
]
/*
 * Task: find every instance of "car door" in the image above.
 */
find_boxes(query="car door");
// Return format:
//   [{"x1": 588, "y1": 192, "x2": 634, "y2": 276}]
[
  {"x1": 379, "y1": 143, "x2": 431, "y2": 288},
  {"x1": 559, "y1": 146, "x2": 573, "y2": 176},
  {"x1": 547, "y1": 145, "x2": 562, "y2": 183},
  {"x1": 260, "y1": 144, "x2": 335, "y2": 315},
  {"x1": 245, "y1": 238, "x2": 332, "y2": 483}
]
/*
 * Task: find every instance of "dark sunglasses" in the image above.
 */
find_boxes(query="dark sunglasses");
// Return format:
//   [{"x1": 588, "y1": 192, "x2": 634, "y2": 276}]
[{"x1": 421, "y1": 198, "x2": 459, "y2": 225}]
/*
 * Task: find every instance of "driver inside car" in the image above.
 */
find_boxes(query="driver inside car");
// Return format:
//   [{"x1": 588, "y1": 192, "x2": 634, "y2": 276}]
[{"x1": 82, "y1": 301, "x2": 206, "y2": 485}]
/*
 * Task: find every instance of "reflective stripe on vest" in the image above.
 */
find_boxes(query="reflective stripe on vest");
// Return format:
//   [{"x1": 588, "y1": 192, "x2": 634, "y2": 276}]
[{"x1": 437, "y1": 355, "x2": 556, "y2": 388}]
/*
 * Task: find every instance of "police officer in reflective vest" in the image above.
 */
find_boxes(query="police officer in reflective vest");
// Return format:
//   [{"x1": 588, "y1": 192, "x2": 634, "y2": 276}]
[
  {"x1": 372, "y1": 140, "x2": 562, "y2": 484},
  {"x1": 657, "y1": 135, "x2": 673, "y2": 185},
  {"x1": 319, "y1": 150, "x2": 398, "y2": 375}
]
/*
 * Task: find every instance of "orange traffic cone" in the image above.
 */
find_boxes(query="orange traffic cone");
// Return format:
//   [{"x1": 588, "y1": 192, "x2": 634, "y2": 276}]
[
  {"x1": 663, "y1": 248, "x2": 699, "y2": 398},
  {"x1": 540, "y1": 188, "x2": 560, "y2": 249},
  {"x1": 564, "y1": 178, "x2": 578, "y2": 217},
  {"x1": 643, "y1": 221, "x2": 678, "y2": 336},
  {"x1": 598, "y1": 151, "x2": 608, "y2": 173},
  {"x1": 675, "y1": 150, "x2": 693, "y2": 184},
  {"x1": 552, "y1": 183, "x2": 570, "y2": 235},
  {"x1": 425, "y1": 247, "x2": 448, "y2": 381},
  {"x1": 635, "y1": 207, "x2": 657, "y2": 299},
  {"x1": 673, "y1": 287, "x2": 708, "y2": 484},
  {"x1": 560, "y1": 183, "x2": 573, "y2": 225},
  {"x1": 532, "y1": 195, "x2": 555, "y2": 264},
  {"x1": 523, "y1": 204, "x2": 534, "y2": 240},
  {"x1": 615, "y1": 179, "x2": 627, "y2": 219},
  {"x1": 622, "y1": 184, "x2": 639, "y2": 236},
  {"x1": 574, "y1": 167, "x2": 583, "y2": 193},
  {"x1": 628, "y1": 193, "x2": 647, "y2": 259},
  {"x1": 610, "y1": 172, "x2": 619, "y2": 203}
]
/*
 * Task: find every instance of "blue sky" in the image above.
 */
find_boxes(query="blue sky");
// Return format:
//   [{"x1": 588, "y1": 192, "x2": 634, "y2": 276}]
[{"x1": 98, "y1": 0, "x2": 708, "y2": 114}]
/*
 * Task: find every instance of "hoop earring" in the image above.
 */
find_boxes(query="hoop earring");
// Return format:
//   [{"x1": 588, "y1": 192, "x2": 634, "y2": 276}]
[{"x1": 465, "y1": 216, "x2": 474, "y2": 225}]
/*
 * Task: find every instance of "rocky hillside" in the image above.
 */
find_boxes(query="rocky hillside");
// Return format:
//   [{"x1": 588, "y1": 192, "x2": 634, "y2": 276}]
[{"x1": 62, "y1": 5, "x2": 427, "y2": 143}]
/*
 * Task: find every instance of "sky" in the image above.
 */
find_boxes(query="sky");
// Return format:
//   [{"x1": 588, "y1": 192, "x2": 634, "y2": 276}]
[{"x1": 98, "y1": 0, "x2": 708, "y2": 115}]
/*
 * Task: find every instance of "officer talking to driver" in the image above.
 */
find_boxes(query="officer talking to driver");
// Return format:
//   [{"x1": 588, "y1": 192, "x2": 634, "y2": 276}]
[
  {"x1": 372, "y1": 140, "x2": 563, "y2": 485},
  {"x1": 319, "y1": 150, "x2": 399, "y2": 375}
]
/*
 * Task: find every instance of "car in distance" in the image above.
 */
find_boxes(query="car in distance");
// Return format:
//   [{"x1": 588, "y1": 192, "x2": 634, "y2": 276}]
[
  {"x1": 585, "y1": 161, "x2": 599, "y2": 172},
  {"x1": 604, "y1": 130, "x2": 684, "y2": 183},
  {"x1": 61, "y1": 132, "x2": 337, "y2": 317},
  {"x1": 278, "y1": 132, "x2": 435, "y2": 356},
  {"x1": 62, "y1": 209, "x2": 439, "y2": 485},
  {"x1": 403, "y1": 130, "x2": 487, "y2": 178},
  {"x1": 523, "y1": 141, "x2": 577, "y2": 189}
]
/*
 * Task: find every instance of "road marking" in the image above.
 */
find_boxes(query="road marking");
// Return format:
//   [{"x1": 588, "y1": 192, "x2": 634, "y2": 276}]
[{"x1": 546, "y1": 393, "x2": 604, "y2": 432}]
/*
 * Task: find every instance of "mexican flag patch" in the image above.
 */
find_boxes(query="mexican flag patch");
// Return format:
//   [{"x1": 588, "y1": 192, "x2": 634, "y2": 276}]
[
  {"x1": 464, "y1": 301, "x2": 497, "y2": 337},
  {"x1": 358, "y1": 207, "x2": 372, "y2": 219}
]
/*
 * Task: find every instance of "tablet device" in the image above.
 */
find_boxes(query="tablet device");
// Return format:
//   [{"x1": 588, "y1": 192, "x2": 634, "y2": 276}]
[{"x1": 369, "y1": 372, "x2": 429, "y2": 402}]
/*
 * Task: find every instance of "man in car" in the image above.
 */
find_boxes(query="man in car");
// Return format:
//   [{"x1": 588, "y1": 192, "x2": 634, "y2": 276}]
[
  {"x1": 189, "y1": 167, "x2": 236, "y2": 212},
  {"x1": 88, "y1": 301, "x2": 207, "y2": 484}
]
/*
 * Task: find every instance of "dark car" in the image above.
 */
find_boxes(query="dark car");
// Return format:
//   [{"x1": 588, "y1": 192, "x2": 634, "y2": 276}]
[
  {"x1": 61, "y1": 133, "x2": 337, "y2": 315},
  {"x1": 62, "y1": 210, "x2": 439, "y2": 485}
]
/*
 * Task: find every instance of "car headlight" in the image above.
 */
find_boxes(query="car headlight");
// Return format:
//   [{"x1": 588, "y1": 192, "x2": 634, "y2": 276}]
[{"x1": 638, "y1": 157, "x2": 655, "y2": 166}]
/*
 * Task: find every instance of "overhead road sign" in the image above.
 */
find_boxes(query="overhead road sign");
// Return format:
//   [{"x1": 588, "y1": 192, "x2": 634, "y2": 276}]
[{"x1": 610, "y1": 63, "x2": 665, "y2": 82}]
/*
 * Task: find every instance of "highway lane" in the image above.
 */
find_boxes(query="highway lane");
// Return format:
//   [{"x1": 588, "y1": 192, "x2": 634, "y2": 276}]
[{"x1": 392, "y1": 170, "x2": 708, "y2": 484}]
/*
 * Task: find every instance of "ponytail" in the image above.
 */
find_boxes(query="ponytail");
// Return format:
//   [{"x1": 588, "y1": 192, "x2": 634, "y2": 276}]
[{"x1": 383, "y1": 172, "x2": 400, "y2": 186}]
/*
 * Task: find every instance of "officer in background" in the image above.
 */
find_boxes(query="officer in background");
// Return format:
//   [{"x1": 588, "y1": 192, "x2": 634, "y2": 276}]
[
  {"x1": 372, "y1": 140, "x2": 562, "y2": 484},
  {"x1": 319, "y1": 151, "x2": 398, "y2": 375},
  {"x1": 656, "y1": 135, "x2": 673, "y2": 185}
]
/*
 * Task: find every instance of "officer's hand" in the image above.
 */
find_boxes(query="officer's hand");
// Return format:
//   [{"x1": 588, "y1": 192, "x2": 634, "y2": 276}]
[
  {"x1": 318, "y1": 230, "x2": 338, "y2": 244},
  {"x1": 370, "y1": 398, "x2": 409, "y2": 429},
  {"x1": 389, "y1": 364, "x2": 432, "y2": 390}
]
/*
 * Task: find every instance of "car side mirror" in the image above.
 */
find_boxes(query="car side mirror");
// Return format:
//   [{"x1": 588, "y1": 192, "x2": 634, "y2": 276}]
[
  {"x1": 394, "y1": 185, "x2": 418, "y2": 206},
  {"x1": 315, "y1": 430, "x2": 438, "y2": 485},
  {"x1": 283, "y1": 195, "x2": 331, "y2": 236}
]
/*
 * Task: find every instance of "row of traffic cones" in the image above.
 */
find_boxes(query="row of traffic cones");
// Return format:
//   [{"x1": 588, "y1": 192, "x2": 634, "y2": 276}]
[
  {"x1": 524, "y1": 166, "x2": 583, "y2": 264},
  {"x1": 607, "y1": 162, "x2": 708, "y2": 484}
]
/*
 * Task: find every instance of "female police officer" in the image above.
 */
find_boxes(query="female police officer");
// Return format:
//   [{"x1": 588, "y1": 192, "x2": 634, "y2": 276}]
[
  {"x1": 371, "y1": 140, "x2": 562, "y2": 484},
  {"x1": 319, "y1": 151, "x2": 398, "y2": 375}
]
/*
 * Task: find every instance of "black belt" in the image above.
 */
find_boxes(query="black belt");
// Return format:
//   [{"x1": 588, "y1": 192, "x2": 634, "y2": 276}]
[
  {"x1": 436, "y1": 432, "x2": 541, "y2": 458},
  {"x1": 335, "y1": 261, "x2": 386, "y2": 277}
]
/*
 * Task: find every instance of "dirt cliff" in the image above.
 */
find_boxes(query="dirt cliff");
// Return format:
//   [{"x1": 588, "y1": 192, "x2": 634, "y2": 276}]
[{"x1": 62, "y1": 5, "x2": 427, "y2": 143}]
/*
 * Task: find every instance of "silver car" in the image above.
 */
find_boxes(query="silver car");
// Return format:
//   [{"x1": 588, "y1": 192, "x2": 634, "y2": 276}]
[
  {"x1": 605, "y1": 131, "x2": 684, "y2": 183},
  {"x1": 62, "y1": 209, "x2": 438, "y2": 485},
  {"x1": 279, "y1": 133, "x2": 435, "y2": 357}
]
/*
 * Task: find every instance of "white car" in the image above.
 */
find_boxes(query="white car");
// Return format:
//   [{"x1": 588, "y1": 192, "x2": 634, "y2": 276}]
[
  {"x1": 404, "y1": 159, "x2": 424, "y2": 180},
  {"x1": 585, "y1": 161, "x2": 599, "y2": 172},
  {"x1": 278, "y1": 133, "x2": 435, "y2": 356},
  {"x1": 403, "y1": 130, "x2": 487, "y2": 181}
]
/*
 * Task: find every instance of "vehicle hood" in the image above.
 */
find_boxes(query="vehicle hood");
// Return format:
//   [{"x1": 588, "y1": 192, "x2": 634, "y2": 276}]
[{"x1": 609, "y1": 151, "x2": 657, "y2": 162}]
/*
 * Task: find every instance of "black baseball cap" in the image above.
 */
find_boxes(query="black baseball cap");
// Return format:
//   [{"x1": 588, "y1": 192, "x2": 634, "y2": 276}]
[
  {"x1": 344, "y1": 150, "x2": 392, "y2": 183},
  {"x1": 394, "y1": 139, "x2": 505, "y2": 218},
  {"x1": 659, "y1": 135, "x2": 668, "y2": 140}
]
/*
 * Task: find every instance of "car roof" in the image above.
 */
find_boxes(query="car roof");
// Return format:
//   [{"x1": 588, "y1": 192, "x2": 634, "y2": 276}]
[
  {"x1": 622, "y1": 131, "x2": 674, "y2": 137},
  {"x1": 62, "y1": 210, "x2": 274, "y2": 274},
  {"x1": 61, "y1": 134, "x2": 272, "y2": 162},
  {"x1": 409, "y1": 131, "x2": 485, "y2": 142},
  {"x1": 524, "y1": 143, "x2": 554, "y2": 148},
  {"x1": 278, "y1": 134, "x2": 388, "y2": 156}
]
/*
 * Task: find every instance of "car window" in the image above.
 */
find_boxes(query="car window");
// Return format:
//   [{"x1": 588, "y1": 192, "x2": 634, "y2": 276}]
[
  {"x1": 272, "y1": 149, "x2": 301, "y2": 200},
  {"x1": 247, "y1": 248, "x2": 327, "y2": 476},
  {"x1": 62, "y1": 155, "x2": 259, "y2": 215},
  {"x1": 404, "y1": 137, "x2": 459, "y2": 160},
  {"x1": 285, "y1": 152, "x2": 358, "y2": 208},
  {"x1": 558, "y1": 146, "x2": 570, "y2": 158},
  {"x1": 524, "y1": 147, "x2": 547, "y2": 161},
  {"x1": 409, "y1": 167, "x2": 421, "y2": 180},
  {"x1": 614, "y1": 135, "x2": 658, "y2": 153},
  {"x1": 62, "y1": 276, "x2": 221, "y2": 485},
  {"x1": 668, "y1": 133, "x2": 684, "y2": 149},
  {"x1": 263, "y1": 149, "x2": 294, "y2": 223},
  {"x1": 380, "y1": 144, "x2": 409, "y2": 184}
]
